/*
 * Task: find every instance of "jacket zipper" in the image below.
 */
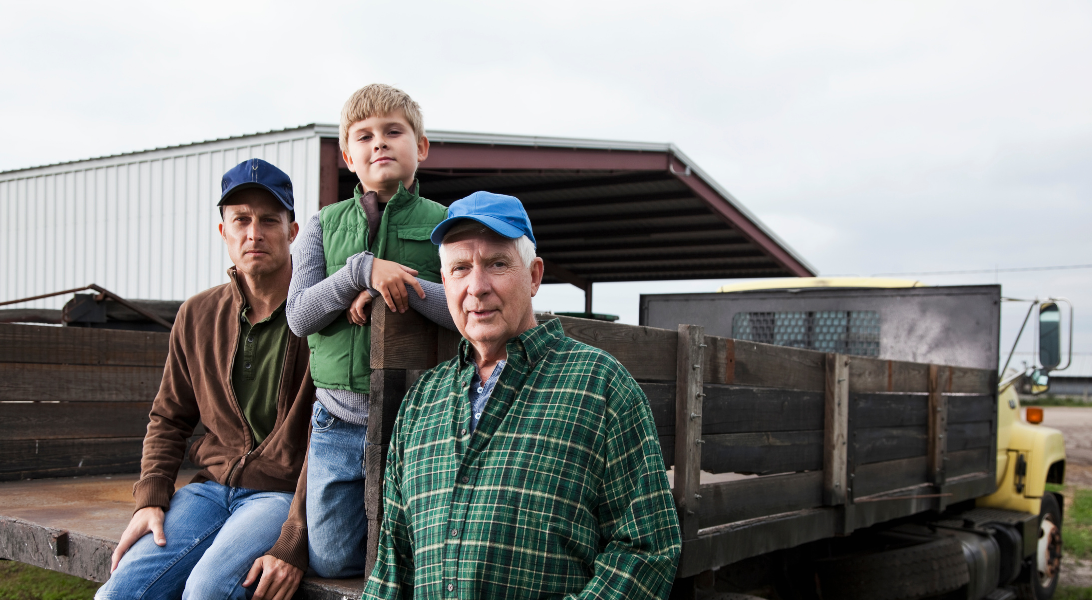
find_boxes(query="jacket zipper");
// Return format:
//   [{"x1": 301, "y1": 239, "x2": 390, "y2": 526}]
[{"x1": 224, "y1": 306, "x2": 254, "y2": 487}]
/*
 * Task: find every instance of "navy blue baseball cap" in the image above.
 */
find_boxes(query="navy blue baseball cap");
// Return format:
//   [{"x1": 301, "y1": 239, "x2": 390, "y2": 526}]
[
  {"x1": 430, "y1": 191, "x2": 536, "y2": 247},
  {"x1": 218, "y1": 159, "x2": 294, "y2": 213}
]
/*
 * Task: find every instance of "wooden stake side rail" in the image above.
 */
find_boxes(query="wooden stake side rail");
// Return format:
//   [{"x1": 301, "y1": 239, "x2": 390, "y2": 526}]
[
  {"x1": 1, "y1": 308, "x2": 998, "y2": 585},
  {"x1": 364, "y1": 309, "x2": 998, "y2": 579}
]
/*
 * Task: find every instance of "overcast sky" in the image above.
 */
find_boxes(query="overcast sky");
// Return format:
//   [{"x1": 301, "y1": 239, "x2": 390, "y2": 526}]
[{"x1": 2, "y1": 1, "x2": 1090, "y2": 363}]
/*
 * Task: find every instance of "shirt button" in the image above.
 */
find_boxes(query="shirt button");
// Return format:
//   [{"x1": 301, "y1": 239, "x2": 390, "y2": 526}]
[
  {"x1": 451, "y1": 528, "x2": 458, "y2": 537},
  {"x1": 247, "y1": 336, "x2": 254, "y2": 343},
  {"x1": 462, "y1": 475, "x2": 470, "y2": 484},
  {"x1": 460, "y1": 428, "x2": 467, "y2": 436},
  {"x1": 447, "y1": 583, "x2": 455, "y2": 592},
  {"x1": 474, "y1": 413, "x2": 482, "y2": 420},
  {"x1": 477, "y1": 387, "x2": 484, "y2": 393},
  {"x1": 244, "y1": 362, "x2": 252, "y2": 369}
]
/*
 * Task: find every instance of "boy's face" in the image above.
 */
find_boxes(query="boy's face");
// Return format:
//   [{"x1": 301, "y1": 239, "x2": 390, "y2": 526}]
[{"x1": 343, "y1": 110, "x2": 429, "y2": 193}]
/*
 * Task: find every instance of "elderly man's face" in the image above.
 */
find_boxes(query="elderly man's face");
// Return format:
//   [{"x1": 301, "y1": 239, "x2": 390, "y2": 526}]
[{"x1": 441, "y1": 230, "x2": 544, "y2": 352}]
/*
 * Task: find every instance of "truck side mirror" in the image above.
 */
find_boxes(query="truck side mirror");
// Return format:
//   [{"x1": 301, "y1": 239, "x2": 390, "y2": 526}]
[{"x1": 1039, "y1": 302, "x2": 1062, "y2": 371}]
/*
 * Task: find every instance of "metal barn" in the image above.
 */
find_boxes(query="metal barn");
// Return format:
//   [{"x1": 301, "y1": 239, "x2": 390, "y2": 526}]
[{"x1": 0, "y1": 125, "x2": 814, "y2": 312}]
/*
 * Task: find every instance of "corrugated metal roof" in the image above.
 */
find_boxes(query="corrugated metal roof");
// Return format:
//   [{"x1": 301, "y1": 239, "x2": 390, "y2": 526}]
[
  {"x1": 0, "y1": 124, "x2": 331, "y2": 177},
  {"x1": 3, "y1": 124, "x2": 816, "y2": 298}
]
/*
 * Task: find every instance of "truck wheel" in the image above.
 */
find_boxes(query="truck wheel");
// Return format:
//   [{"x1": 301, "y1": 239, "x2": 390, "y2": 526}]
[
  {"x1": 1014, "y1": 492, "x2": 1063, "y2": 600},
  {"x1": 815, "y1": 536, "x2": 969, "y2": 600}
]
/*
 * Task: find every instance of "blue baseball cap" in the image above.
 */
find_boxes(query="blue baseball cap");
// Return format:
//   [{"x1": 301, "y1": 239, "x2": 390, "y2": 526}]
[
  {"x1": 218, "y1": 159, "x2": 294, "y2": 213},
  {"x1": 430, "y1": 191, "x2": 536, "y2": 247}
]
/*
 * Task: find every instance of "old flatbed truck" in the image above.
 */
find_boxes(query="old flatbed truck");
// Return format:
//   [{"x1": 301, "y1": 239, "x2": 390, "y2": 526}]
[{"x1": 0, "y1": 279, "x2": 1069, "y2": 599}]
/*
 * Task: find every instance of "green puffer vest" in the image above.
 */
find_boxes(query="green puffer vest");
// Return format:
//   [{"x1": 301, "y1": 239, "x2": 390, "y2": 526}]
[{"x1": 308, "y1": 181, "x2": 448, "y2": 393}]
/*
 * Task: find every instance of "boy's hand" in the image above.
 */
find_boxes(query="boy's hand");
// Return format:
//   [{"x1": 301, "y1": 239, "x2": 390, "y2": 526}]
[
  {"x1": 347, "y1": 290, "x2": 374, "y2": 325},
  {"x1": 244, "y1": 555, "x2": 303, "y2": 600},
  {"x1": 371, "y1": 258, "x2": 424, "y2": 313},
  {"x1": 111, "y1": 506, "x2": 165, "y2": 572}
]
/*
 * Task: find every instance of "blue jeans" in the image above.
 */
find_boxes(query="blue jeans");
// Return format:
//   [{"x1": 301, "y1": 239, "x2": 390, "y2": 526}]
[
  {"x1": 96, "y1": 481, "x2": 293, "y2": 600},
  {"x1": 306, "y1": 400, "x2": 369, "y2": 578}
]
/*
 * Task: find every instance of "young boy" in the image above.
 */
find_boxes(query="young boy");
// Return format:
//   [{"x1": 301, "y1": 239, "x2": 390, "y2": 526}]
[{"x1": 286, "y1": 84, "x2": 455, "y2": 578}]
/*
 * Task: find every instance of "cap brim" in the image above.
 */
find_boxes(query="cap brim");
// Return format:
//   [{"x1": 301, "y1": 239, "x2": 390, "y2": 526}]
[
  {"x1": 219, "y1": 182, "x2": 294, "y2": 212},
  {"x1": 430, "y1": 215, "x2": 526, "y2": 245}
]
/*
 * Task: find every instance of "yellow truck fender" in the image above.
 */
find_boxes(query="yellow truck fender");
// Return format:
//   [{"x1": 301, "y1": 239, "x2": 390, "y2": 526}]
[{"x1": 978, "y1": 419, "x2": 1065, "y2": 515}]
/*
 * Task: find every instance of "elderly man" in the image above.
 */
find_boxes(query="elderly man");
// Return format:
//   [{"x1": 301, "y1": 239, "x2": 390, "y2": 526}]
[
  {"x1": 364, "y1": 192, "x2": 681, "y2": 599},
  {"x1": 98, "y1": 159, "x2": 312, "y2": 600}
]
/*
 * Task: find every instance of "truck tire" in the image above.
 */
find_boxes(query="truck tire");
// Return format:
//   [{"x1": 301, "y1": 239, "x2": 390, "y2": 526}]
[
  {"x1": 815, "y1": 536, "x2": 969, "y2": 600},
  {"x1": 1014, "y1": 492, "x2": 1062, "y2": 600}
]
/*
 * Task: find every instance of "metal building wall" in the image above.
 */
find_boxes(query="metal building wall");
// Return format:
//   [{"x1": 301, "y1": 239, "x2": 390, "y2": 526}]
[{"x1": 0, "y1": 125, "x2": 332, "y2": 308}]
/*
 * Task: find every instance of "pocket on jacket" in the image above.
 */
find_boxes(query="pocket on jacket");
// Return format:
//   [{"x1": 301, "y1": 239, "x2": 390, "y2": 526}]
[{"x1": 395, "y1": 226, "x2": 441, "y2": 277}]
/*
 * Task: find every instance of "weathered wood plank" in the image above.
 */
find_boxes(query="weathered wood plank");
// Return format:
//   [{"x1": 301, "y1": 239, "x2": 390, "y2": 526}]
[
  {"x1": 0, "y1": 438, "x2": 144, "y2": 480},
  {"x1": 947, "y1": 447, "x2": 992, "y2": 478},
  {"x1": 646, "y1": 384, "x2": 825, "y2": 437},
  {"x1": 696, "y1": 472, "x2": 824, "y2": 529},
  {"x1": 679, "y1": 508, "x2": 837, "y2": 578},
  {"x1": 363, "y1": 444, "x2": 390, "y2": 519},
  {"x1": 824, "y1": 354, "x2": 850, "y2": 505},
  {"x1": 0, "y1": 364, "x2": 163, "y2": 402},
  {"x1": 369, "y1": 304, "x2": 439, "y2": 370},
  {"x1": 945, "y1": 470, "x2": 996, "y2": 501},
  {"x1": 701, "y1": 335, "x2": 730, "y2": 385},
  {"x1": 0, "y1": 324, "x2": 168, "y2": 367},
  {"x1": 849, "y1": 357, "x2": 929, "y2": 393},
  {"x1": 854, "y1": 392, "x2": 994, "y2": 429},
  {"x1": 700, "y1": 431, "x2": 823, "y2": 475},
  {"x1": 853, "y1": 393, "x2": 928, "y2": 428},
  {"x1": 0, "y1": 402, "x2": 152, "y2": 440},
  {"x1": 674, "y1": 325, "x2": 704, "y2": 540},
  {"x1": 854, "y1": 426, "x2": 928, "y2": 465},
  {"x1": 947, "y1": 366, "x2": 995, "y2": 395},
  {"x1": 849, "y1": 356, "x2": 993, "y2": 395},
  {"x1": 365, "y1": 516, "x2": 383, "y2": 582},
  {"x1": 0, "y1": 516, "x2": 115, "y2": 582},
  {"x1": 366, "y1": 369, "x2": 407, "y2": 447},
  {"x1": 852, "y1": 455, "x2": 929, "y2": 498},
  {"x1": 947, "y1": 422, "x2": 993, "y2": 451},
  {"x1": 0, "y1": 436, "x2": 203, "y2": 481},
  {"x1": 729, "y1": 340, "x2": 826, "y2": 392},
  {"x1": 437, "y1": 327, "x2": 461, "y2": 364},
  {"x1": 948, "y1": 394, "x2": 995, "y2": 423},
  {"x1": 545, "y1": 315, "x2": 678, "y2": 381}
]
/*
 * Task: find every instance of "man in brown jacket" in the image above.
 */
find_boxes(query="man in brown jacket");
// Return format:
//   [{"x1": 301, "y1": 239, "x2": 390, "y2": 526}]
[{"x1": 97, "y1": 159, "x2": 313, "y2": 600}]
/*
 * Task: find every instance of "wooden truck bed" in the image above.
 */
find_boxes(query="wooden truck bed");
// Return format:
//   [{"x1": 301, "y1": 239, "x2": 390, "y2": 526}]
[{"x1": 0, "y1": 309, "x2": 998, "y2": 596}]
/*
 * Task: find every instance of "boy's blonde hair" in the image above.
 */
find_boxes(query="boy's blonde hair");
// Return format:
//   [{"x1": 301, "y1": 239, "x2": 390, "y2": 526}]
[{"x1": 339, "y1": 84, "x2": 424, "y2": 152}]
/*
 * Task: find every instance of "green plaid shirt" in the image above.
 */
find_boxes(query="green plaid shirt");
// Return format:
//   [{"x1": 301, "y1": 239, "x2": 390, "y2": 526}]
[{"x1": 364, "y1": 318, "x2": 681, "y2": 599}]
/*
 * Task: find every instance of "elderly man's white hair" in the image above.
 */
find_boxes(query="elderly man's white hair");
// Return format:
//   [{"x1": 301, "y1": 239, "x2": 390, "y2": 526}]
[{"x1": 438, "y1": 220, "x2": 536, "y2": 269}]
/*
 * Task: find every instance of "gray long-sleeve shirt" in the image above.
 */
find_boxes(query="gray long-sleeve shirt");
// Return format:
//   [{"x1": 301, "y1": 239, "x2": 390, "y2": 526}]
[{"x1": 287, "y1": 212, "x2": 456, "y2": 424}]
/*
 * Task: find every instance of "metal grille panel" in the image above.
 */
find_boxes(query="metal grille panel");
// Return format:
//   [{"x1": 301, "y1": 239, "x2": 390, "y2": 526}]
[{"x1": 732, "y1": 310, "x2": 881, "y2": 356}]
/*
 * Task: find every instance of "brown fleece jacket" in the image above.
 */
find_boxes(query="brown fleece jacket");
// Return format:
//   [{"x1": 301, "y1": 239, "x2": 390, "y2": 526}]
[{"x1": 133, "y1": 268, "x2": 314, "y2": 570}]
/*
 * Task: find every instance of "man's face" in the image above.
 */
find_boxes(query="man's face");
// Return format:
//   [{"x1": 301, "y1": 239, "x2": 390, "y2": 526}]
[
  {"x1": 441, "y1": 230, "x2": 544, "y2": 350},
  {"x1": 342, "y1": 110, "x2": 429, "y2": 192},
  {"x1": 218, "y1": 188, "x2": 298, "y2": 277}
]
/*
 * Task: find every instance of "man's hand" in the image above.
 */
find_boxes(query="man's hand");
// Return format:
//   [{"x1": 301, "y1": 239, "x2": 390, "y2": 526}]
[
  {"x1": 244, "y1": 555, "x2": 303, "y2": 600},
  {"x1": 111, "y1": 506, "x2": 165, "y2": 572},
  {"x1": 371, "y1": 258, "x2": 424, "y2": 313},
  {"x1": 347, "y1": 289, "x2": 374, "y2": 326}
]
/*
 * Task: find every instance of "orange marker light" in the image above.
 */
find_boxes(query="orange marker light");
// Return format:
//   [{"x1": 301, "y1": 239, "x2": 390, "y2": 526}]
[{"x1": 1026, "y1": 407, "x2": 1044, "y2": 425}]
